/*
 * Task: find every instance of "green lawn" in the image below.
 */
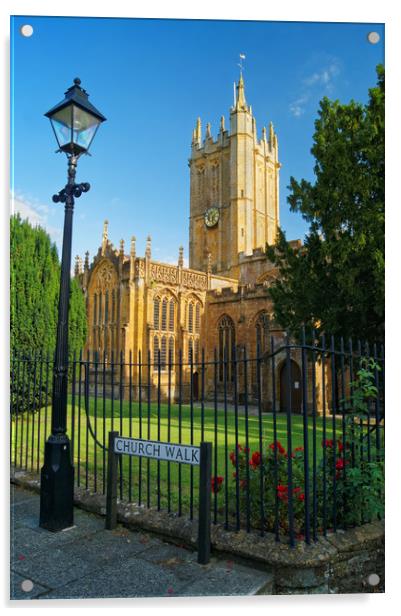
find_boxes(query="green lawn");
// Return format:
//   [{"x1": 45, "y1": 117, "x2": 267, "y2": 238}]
[{"x1": 11, "y1": 396, "x2": 349, "y2": 523}]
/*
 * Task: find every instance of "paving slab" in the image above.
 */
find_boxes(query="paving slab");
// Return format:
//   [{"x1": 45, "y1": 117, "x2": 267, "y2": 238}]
[
  {"x1": 179, "y1": 560, "x2": 274, "y2": 597},
  {"x1": 41, "y1": 556, "x2": 189, "y2": 599},
  {"x1": 10, "y1": 484, "x2": 273, "y2": 600}
]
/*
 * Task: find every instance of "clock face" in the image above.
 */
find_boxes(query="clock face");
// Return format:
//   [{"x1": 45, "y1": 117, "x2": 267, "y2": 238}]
[{"x1": 204, "y1": 206, "x2": 220, "y2": 228}]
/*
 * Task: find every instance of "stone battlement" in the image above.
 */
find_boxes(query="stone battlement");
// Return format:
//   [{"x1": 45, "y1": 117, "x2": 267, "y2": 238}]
[{"x1": 208, "y1": 280, "x2": 270, "y2": 301}]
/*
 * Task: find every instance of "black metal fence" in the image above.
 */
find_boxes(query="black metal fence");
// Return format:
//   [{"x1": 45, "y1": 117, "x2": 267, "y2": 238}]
[{"x1": 10, "y1": 332, "x2": 384, "y2": 546}]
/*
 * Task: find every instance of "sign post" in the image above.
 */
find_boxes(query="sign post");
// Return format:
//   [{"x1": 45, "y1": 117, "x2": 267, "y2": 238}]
[
  {"x1": 105, "y1": 431, "x2": 119, "y2": 530},
  {"x1": 105, "y1": 433, "x2": 212, "y2": 564},
  {"x1": 197, "y1": 441, "x2": 212, "y2": 564}
]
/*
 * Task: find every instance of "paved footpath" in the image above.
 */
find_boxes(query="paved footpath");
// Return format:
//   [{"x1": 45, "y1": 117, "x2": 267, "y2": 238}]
[{"x1": 10, "y1": 485, "x2": 273, "y2": 600}]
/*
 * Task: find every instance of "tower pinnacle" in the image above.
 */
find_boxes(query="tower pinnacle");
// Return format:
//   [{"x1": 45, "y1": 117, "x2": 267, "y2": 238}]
[{"x1": 235, "y1": 73, "x2": 247, "y2": 111}]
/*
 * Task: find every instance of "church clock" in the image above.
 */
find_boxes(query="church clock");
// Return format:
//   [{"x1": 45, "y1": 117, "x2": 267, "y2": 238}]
[{"x1": 204, "y1": 206, "x2": 220, "y2": 228}]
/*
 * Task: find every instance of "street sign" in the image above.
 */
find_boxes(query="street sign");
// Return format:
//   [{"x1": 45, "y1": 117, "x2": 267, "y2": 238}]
[
  {"x1": 113, "y1": 437, "x2": 200, "y2": 466},
  {"x1": 105, "y1": 431, "x2": 212, "y2": 564}
]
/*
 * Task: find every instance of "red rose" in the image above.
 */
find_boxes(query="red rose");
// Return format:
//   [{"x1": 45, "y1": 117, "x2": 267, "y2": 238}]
[
  {"x1": 335, "y1": 458, "x2": 345, "y2": 470},
  {"x1": 269, "y1": 441, "x2": 286, "y2": 456},
  {"x1": 251, "y1": 451, "x2": 261, "y2": 467},
  {"x1": 323, "y1": 439, "x2": 334, "y2": 448},
  {"x1": 277, "y1": 487, "x2": 288, "y2": 501},
  {"x1": 211, "y1": 476, "x2": 224, "y2": 493}
]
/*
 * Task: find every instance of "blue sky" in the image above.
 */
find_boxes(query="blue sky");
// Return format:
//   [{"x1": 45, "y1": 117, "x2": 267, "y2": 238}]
[{"x1": 10, "y1": 16, "x2": 384, "y2": 266}]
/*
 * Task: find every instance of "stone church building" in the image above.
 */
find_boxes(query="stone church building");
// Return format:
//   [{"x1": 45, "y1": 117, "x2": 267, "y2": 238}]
[{"x1": 75, "y1": 75, "x2": 306, "y2": 410}]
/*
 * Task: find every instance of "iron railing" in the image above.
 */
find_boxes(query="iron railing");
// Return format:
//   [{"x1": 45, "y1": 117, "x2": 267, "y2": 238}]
[{"x1": 10, "y1": 332, "x2": 384, "y2": 545}]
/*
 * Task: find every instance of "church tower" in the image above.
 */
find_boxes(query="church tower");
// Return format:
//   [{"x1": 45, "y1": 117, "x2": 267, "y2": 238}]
[{"x1": 188, "y1": 74, "x2": 280, "y2": 281}]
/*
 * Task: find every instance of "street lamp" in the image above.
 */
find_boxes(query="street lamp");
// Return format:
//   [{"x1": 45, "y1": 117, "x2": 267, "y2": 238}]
[{"x1": 40, "y1": 78, "x2": 106, "y2": 531}]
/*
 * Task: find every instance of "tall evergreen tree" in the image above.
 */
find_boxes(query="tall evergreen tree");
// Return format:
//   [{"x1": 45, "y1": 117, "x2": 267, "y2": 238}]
[
  {"x1": 10, "y1": 213, "x2": 87, "y2": 355},
  {"x1": 267, "y1": 65, "x2": 384, "y2": 342}
]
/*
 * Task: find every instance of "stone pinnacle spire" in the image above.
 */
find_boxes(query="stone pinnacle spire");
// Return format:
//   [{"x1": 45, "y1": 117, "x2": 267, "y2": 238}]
[
  {"x1": 194, "y1": 117, "x2": 202, "y2": 146},
  {"x1": 102, "y1": 219, "x2": 109, "y2": 255},
  {"x1": 178, "y1": 245, "x2": 184, "y2": 267},
  {"x1": 235, "y1": 72, "x2": 247, "y2": 110},
  {"x1": 145, "y1": 235, "x2": 152, "y2": 259}
]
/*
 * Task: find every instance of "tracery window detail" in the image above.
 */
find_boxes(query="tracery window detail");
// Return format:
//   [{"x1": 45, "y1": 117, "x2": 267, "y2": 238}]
[
  {"x1": 256, "y1": 312, "x2": 270, "y2": 354},
  {"x1": 161, "y1": 297, "x2": 168, "y2": 331},
  {"x1": 154, "y1": 297, "x2": 160, "y2": 330},
  {"x1": 152, "y1": 293, "x2": 176, "y2": 371},
  {"x1": 218, "y1": 315, "x2": 235, "y2": 382}
]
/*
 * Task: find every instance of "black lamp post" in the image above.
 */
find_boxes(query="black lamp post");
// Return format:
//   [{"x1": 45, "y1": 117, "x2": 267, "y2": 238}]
[{"x1": 39, "y1": 78, "x2": 106, "y2": 531}]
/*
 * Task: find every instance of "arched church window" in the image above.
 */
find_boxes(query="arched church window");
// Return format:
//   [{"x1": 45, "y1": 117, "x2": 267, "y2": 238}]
[
  {"x1": 195, "y1": 303, "x2": 200, "y2": 333},
  {"x1": 256, "y1": 312, "x2": 270, "y2": 354},
  {"x1": 218, "y1": 315, "x2": 235, "y2": 382},
  {"x1": 93, "y1": 294, "x2": 97, "y2": 325},
  {"x1": 169, "y1": 299, "x2": 175, "y2": 332},
  {"x1": 161, "y1": 297, "x2": 168, "y2": 331},
  {"x1": 154, "y1": 297, "x2": 160, "y2": 330},
  {"x1": 188, "y1": 303, "x2": 194, "y2": 333},
  {"x1": 168, "y1": 337, "x2": 174, "y2": 365},
  {"x1": 153, "y1": 335, "x2": 159, "y2": 366},
  {"x1": 112, "y1": 290, "x2": 116, "y2": 323},
  {"x1": 105, "y1": 290, "x2": 109, "y2": 324},
  {"x1": 98, "y1": 293, "x2": 103, "y2": 324},
  {"x1": 161, "y1": 335, "x2": 167, "y2": 370}
]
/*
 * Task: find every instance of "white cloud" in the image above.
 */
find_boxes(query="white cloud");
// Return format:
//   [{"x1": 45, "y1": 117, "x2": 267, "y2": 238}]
[
  {"x1": 289, "y1": 59, "x2": 341, "y2": 118},
  {"x1": 289, "y1": 94, "x2": 309, "y2": 117},
  {"x1": 11, "y1": 191, "x2": 62, "y2": 245}
]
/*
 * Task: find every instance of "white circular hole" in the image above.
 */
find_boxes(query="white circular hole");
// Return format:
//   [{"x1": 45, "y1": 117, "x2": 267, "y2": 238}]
[
  {"x1": 367, "y1": 573, "x2": 380, "y2": 586},
  {"x1": 21, "y1": 579, "x2": 34, "y2": 592},
  {"x1": 20, "y1": 24, "x2": 34, "y2": 37},
  {"x1": 367, "y1": 32, "x2": 380, "y2": 44}
]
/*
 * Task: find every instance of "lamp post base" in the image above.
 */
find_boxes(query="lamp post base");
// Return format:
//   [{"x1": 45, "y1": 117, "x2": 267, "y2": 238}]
[{"x1": 39, "y1": 435, "x2": 74, "y2": 531}]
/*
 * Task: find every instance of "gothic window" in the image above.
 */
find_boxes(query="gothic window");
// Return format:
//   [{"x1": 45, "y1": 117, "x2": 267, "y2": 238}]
[
  {"x1": 154, "y1": 297, "x2": 160, "y2": 330},
  {"x1": 112, "y1": 290, "x2": 116, "y2": 323},
  {"x1": 188, "y1": 303, "x2": 194, "y2": 333},
  {"x1": 161, "y1": 335, "x2": 167, "y2": 370},
  {"x1": 152, "y1": 293, "x2": 176, "y2": 371},
  {"x1": 218, "y1": 315, "x2": 235, "y2": 382},
  {"x1": 195, "y1": 339, "x2": 200, "y2": 365},
  {"x1": 195, "y1": 303, "x2": 200, "y2": 333},
  {"x1": 256, "y1": 312, "x2": 270, "y2": 354},
  {"x1": 105, "y1": 290, "x2": 109, "y2": 324},
  {"x1": 161, "y1": 297, "x2": 168, "y2": 331},
  {"x1": 98, "y1": 293, "x2": 103, "y2": 325},
  {"x1": 93, "y1": 294, "x2": 97, "y2": 325},
  {"x1": 188, "y1": 338, "x2": 193, "y2": 364},
  {"x1": 168, "y1": 337, "x2": 174, "y2": 365},
  {"x1": 169, "y1": 299, "x2": 175, "y2": 331},
  {"x1": 153, "y1": 335, "x2": 159, "y2": 366}
]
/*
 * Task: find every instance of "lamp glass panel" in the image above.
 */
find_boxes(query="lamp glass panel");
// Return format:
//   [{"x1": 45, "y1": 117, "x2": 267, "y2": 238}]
[
  {"x1": 72, "y1": 105, "x2": 101, "y2": 150},
  {"x1": 49, "y1": 106, "x2": 73, "y2": 148}
]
